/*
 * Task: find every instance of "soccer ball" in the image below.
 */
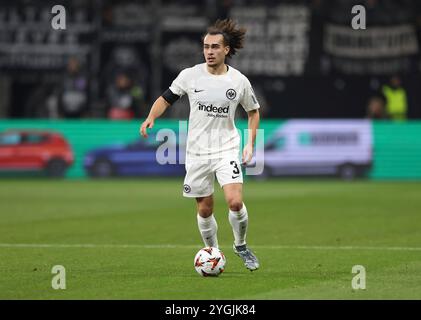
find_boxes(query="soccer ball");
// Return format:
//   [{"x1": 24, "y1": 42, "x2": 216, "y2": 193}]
[{"x1": 194, "y1": 247, "x2": 226, "y2": 277}]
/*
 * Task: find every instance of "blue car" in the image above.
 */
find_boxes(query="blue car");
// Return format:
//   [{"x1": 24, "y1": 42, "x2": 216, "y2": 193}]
[{"x1": 84, "y1": 137, "x2": 185, "y2": 178}]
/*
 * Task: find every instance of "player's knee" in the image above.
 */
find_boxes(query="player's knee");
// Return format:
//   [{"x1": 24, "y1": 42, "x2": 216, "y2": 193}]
[
  {"x1": 197, "y1": 202, "x2": 214, "y2": 217},
  {"x1": 228, "y1": 199, "x2": 243, "y2": 212},
  {"x1": 198, "y1": 206, "x2": 213, "y2": 217},
  {"x1": 196, "y1": 197, "x2": 214, "y2": 217}
]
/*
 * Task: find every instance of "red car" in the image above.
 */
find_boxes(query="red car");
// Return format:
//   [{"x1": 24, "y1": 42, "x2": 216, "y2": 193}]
[{"x1": 0, "y1": 130, "x2": 74, "y2": 177}]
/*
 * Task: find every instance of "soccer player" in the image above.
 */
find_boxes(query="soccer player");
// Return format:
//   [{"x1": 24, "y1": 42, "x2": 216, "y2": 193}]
[{"x1": 140, "y1": 19, "x2": 260, "y2": 271}]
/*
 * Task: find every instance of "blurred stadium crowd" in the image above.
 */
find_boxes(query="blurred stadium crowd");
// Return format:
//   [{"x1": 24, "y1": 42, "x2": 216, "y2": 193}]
[{"x1": 1, "y1": 0, "x2": 421, "y2": 120}]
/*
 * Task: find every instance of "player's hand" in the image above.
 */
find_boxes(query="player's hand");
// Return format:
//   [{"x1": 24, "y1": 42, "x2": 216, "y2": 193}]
[
  {"x1": 140, "y1": 118, "x2": 154, "y2": 138},
  {"x1": 242, "y1": 144, "x2": 253, "y2": 165}
]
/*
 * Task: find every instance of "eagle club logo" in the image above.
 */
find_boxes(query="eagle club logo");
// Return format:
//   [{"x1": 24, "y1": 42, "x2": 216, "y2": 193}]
[
  {"x1": 226, "y1": 88, "x2": 236, "y2": 100},
  {"x1": 183, "y1": 184, "x2": 191, "y2": 193}
]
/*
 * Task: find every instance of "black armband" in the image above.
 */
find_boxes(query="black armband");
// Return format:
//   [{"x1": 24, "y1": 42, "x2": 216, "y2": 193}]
[{"x1": 161, "y1": 89, "x2": 180, "y2": 105}]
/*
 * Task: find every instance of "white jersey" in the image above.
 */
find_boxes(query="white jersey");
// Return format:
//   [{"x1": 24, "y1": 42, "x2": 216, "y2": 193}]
[{"x1": 169, "y1": 63, "x2": 260, "y2": 160}]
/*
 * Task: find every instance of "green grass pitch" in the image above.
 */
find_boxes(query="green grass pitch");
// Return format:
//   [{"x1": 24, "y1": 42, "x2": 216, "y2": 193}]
[{"x1": 0, "y1": 178, "x2": 420, "y2": 299}]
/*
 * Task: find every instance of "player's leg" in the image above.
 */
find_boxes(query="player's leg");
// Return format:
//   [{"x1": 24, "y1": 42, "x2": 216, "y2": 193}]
[
  {"x1": 223, "y1": 183, "x2": 247, "y2": 246},
  {"x1": 223, "y1": 183, "x2": 259, "y2": 271},
  {"x1": 216, "y1": 159, "x2": 259, "y2": 271},
  {"x1": 196, "y1": 195, "x2": 219, "y2": 248},
  {"x1": 183, "y1": 159, "x2": 218, "y2": 248}
]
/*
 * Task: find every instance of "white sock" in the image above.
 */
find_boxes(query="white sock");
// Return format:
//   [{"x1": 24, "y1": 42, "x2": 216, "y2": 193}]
[
  {"x1": 197, "y1": 214, "x2": 218, "y2": 248},
  {"x1": 229, "y1": 203, "x2": 248, "y2": 247}
]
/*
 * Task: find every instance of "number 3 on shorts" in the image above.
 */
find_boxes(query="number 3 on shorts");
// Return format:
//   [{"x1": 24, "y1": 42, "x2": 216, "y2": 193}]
[{"x1": 230, "y1": 161, "x2": 240, "y2": 175}]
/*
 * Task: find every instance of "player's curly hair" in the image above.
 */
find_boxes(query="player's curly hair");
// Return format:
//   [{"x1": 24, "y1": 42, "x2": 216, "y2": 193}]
[{"x1": 205, "y1": 19, "x2": 246, "y2": 58}]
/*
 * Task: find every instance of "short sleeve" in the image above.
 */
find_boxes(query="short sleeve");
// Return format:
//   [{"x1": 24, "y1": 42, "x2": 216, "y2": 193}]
[
  {"x1": 169, "y1": 68, "x2": 190, "y2": 97},
  {"x1": 240, "y1": 77, "x2": 260, "y2": 112}
]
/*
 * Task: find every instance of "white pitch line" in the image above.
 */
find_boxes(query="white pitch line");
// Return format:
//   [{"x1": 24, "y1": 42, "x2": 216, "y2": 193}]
[
  {"x1": 0, "y1": 243, "x2": 198, "y2": 249},
  {"x1": 0, "y1": 243, "x2": 421, "y2": 251},
  {"x1": 262, "y1": 245, "x2": 421, "y2": 251}
]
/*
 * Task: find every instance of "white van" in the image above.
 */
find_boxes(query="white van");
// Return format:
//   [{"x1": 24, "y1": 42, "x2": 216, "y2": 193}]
[{"x1": 258, "y1": 120, "x2": 373, "y2": 180}]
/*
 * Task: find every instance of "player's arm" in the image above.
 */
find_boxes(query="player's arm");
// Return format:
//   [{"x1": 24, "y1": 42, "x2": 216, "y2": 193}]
[
  {"x1": 140, "y1": 89, "x2": 180, "y2": 138},
  {"x1": 242, "y1": 109, "x2": 260, "y2": 164},
  {"x1": 240, "y1": 76, "x2": 261, "y2": 164},
  {"x1": 140, "y1": 67, "x2": 188, "y2": 138}
]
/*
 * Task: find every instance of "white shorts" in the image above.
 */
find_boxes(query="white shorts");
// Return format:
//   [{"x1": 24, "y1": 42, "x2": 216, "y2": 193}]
[{"x1": 183, "y1": 157, "x2": 243, "y2": 197}]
